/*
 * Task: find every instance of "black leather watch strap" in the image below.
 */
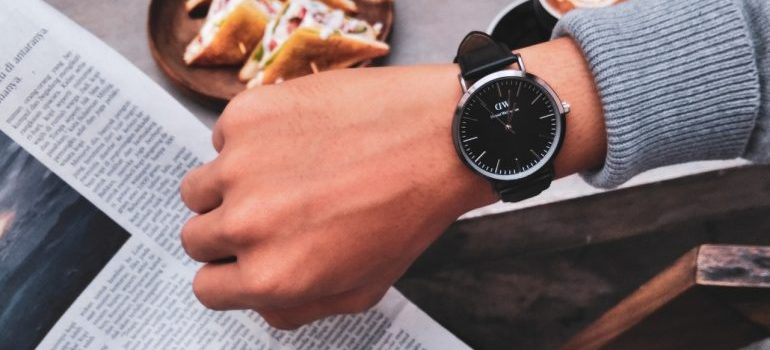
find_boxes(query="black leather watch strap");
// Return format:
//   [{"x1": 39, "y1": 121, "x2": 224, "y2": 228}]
[
  {"x1": 455, "y1": 31, "x2": 555, "y2": 203},
  {"x1": 454, "y1": 31, "x2": 519, "y2": 82},
  {"x1": 493, "y1": 165, "x2": 554, "y2": 203}
]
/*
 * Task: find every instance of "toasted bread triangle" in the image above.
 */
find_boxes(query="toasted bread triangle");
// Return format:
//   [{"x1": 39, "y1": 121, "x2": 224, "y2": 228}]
[
  {"x1": 246, "y1": 27, "x2": 389, "y2": 85},
  {"x1": 184, "y1": 0, "x2": 271, "y2": 66}
]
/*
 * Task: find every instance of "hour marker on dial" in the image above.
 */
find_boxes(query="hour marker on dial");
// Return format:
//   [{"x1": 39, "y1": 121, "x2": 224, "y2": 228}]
[
  {"x1": 531, "y1": 93, "x2": 543, "y2": 105},
  {"x1": 475, "y1": 151, "x2": 487, "y2": 162}
]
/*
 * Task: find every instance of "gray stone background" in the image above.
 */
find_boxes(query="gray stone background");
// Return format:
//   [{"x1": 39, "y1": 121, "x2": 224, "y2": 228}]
[{"x1": 45, "y1": 0, "x2": 519, "y2": 127}]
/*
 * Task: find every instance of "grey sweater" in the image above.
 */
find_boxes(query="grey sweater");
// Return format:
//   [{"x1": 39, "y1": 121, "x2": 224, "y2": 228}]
[{"x1": 553, "y1": 0, "x2": 769, "y2": 188}]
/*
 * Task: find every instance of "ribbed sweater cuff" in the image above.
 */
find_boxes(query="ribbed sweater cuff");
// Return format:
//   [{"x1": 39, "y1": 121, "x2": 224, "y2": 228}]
[{"x1": 553, "y1": 0, "x2": 761, "y2": 188}]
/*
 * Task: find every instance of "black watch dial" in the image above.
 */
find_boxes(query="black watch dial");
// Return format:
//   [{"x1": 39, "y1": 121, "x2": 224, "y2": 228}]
[{"x1": 457, "y1": 77, "x2": 559, "y2": 177}]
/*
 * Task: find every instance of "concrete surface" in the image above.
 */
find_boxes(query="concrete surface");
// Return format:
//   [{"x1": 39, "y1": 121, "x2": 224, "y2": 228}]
[{"x1": 44, "y1": 0, "x2": 518, "y2": 127}]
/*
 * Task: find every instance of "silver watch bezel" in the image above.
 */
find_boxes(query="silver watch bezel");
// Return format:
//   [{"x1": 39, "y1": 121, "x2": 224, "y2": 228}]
[{"x1": 453, "y1": 69, "x2": 567, "y2": 182}]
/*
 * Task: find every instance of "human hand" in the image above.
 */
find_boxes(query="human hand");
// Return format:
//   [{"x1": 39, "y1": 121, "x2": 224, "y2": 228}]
[
  {"x1": 179, "y1": 65, "x2": 495, "y2": 329},
  {"x1": 179, "y1": 37, "x2": 605, "y2": 330}
]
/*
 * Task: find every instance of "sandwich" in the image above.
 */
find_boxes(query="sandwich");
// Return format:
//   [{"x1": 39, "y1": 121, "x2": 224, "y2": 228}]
[
  {"x1": 186, "y1": 0, "x2": 356, "y2": 17},
  {"x1": 184, "y1": 0, "x2": 282, "y2": 66},
  {"x1": 239, "y1": 0, "x2": 388, "y2": 86},
  {"x1": 185, "y1": 0, "x2": 212, "y2": 17}
]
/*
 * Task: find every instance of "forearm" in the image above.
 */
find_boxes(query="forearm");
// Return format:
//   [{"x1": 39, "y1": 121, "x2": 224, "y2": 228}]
[{"x1": 517, "y1": 38, "x2": 606, "y2": 179}]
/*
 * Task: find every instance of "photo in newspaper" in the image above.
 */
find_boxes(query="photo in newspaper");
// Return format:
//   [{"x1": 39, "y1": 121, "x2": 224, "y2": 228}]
[{"x1": 0, "y1": 131, "x2": 130, "y2": 349}]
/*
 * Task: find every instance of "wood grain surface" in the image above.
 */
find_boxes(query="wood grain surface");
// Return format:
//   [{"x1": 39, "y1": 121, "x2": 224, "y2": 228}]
[
  {"x1": 560, "y1": 245, "x2": 770, "y2": 350},
  {"x1": 397, "y1": 165, "x2": 770, "y2": 350}
]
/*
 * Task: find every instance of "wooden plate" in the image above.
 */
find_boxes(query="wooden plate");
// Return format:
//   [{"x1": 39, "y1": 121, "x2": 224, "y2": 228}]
[{"x1": 148, "y1": 0, "x2": 394, "y2": 104}]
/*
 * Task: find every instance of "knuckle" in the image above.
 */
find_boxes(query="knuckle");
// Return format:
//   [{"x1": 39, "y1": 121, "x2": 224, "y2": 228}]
[
  {"x1": 242, "y1": 267, "x2": 301, "y2": 305},
  {"x1": 214, "y1": 153, "x2": 241, "y2": 187},
  {"x1": 216, "y1": 106, "x2": 241, "y2": 133},
  {"x1": 179, "y1": 173, "x2": 195, "y2": 205},
  {"x1": 221, "y1": 199, "x2": 274, "y2": 240},
  {"x1": 243, "y1": 271, "x2": 282, "y2": 298},
  {"x1": 219, "y1": 208, "x2": 256, "y2": 245},
  {"x1": 246, "y1": 211, "x2": 274, "y2": 236},
  {"x1": 224, "y1": 91, "x2": 268, "y2": 125},
  {"x1": 179, "y1": 218, "x2": 194, "y2": 254},
  {"x1": 192, "y1": 272, "x2": 219, "y2": 310},
  {"x1": 228, "y1": 89, "x2": 252, "y2": 110},
  {"x1": 180, "y1": 218, "x2": 206, "y2": 262}
]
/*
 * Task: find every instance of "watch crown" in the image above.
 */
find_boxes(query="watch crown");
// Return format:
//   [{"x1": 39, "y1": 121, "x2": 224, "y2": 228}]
[{"x1": 561, "y1": 101, "x2": 571, "y2": 114}]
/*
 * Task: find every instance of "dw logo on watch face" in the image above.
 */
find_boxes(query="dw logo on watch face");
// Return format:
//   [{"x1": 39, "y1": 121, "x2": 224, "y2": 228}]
[{"x1": 494, "y1": 101, "x2": 510, "y2": 111}]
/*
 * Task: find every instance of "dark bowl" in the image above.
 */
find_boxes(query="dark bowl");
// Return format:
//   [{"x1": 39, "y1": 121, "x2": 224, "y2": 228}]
[{"x1": 487, "y1": 0, "x2": 553, "y2": 51}]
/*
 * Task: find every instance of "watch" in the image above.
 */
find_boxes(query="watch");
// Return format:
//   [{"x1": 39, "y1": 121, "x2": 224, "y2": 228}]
[{"x1": 452, "y1": 31, "x2": 569, "y2": 203}]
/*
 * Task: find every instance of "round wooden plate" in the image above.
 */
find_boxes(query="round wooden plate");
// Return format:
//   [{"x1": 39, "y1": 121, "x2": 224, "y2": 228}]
[{"x1": 148, "y1": 0, "x2": 394, "y2": 104}]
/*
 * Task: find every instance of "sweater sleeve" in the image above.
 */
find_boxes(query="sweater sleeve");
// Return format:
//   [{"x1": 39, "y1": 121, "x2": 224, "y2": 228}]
[{"x1": 552, "y1": 0, "x2": 768, "y2": 188}]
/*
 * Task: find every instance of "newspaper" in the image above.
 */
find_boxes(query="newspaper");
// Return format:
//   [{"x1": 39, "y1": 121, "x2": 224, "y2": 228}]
[{"x1": 0, "y1": 1, "x2": 470, "y2": 349}]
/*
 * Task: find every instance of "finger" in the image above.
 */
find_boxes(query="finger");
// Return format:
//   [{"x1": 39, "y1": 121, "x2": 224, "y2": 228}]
[
  {"x1": 257, "y1": 286, "x2": 388, "y2": 330},
  {"x1": 193, "y1": 262, "x2": 247, "y2": 310},
  {"x1": 180, "y1": 209, "x2": 236, "y2": 262},
  {"x1": 180, "y1": 161, "x2": 223, "y2": 214}
]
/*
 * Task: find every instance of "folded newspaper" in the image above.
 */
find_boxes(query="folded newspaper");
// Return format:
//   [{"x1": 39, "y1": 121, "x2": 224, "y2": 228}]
[{"x1": 0, "y1": 1, "x2": 470, "y2": 349}]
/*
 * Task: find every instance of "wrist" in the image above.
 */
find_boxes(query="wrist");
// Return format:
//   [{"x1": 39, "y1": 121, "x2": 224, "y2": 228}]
[
  {"x1": 516, "y1": 38, "x2": 606, "y2": 179},
  {"x1": 439, "y1": 37, "x2": 605, "y2": 210},
  {"x1": 423, "y1": 64, "x2": 499, "y2": 214}
]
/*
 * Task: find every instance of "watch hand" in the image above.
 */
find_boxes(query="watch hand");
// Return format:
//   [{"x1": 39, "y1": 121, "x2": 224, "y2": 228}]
[
  {"x1": 492, "y1": 113, "x2": 507, "y2": 126},
  {"x1": 478, "y1": 99, "x2": 496, "y2": 116},
  {"x1": 490, "y1": 112, "x2": 516, "y2": 134},
  {"x1": 480, "y1": 98, "x2": 515, "y2": 133},
  {"x1": 493, "y1": 115, "x2": 516, "y2": 134},
  {"x1": 506, "y1": 90, "x2": 517, "y2": 124}
]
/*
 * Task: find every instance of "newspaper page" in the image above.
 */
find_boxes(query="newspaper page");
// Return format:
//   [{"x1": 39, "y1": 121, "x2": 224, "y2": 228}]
[{"x1": 0, "y1": 1, "x2": 470, "y2": 349}]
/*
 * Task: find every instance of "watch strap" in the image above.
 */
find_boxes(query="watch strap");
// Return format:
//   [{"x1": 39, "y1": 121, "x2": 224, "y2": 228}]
[
  {"x1": 454, "y1": 31, "x2": 519, "y2": 82},
  {"x1": 455, "y1": 31, "x2": 555, "y2": 203},
  {"x1": 493, "y1": 164, "x2": 554, "y2": 203}
]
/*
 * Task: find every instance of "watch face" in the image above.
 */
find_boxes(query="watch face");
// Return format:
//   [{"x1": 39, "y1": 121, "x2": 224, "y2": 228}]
[{"x1": 455, "y1": 73, "x2": 563, "y2": 180}]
